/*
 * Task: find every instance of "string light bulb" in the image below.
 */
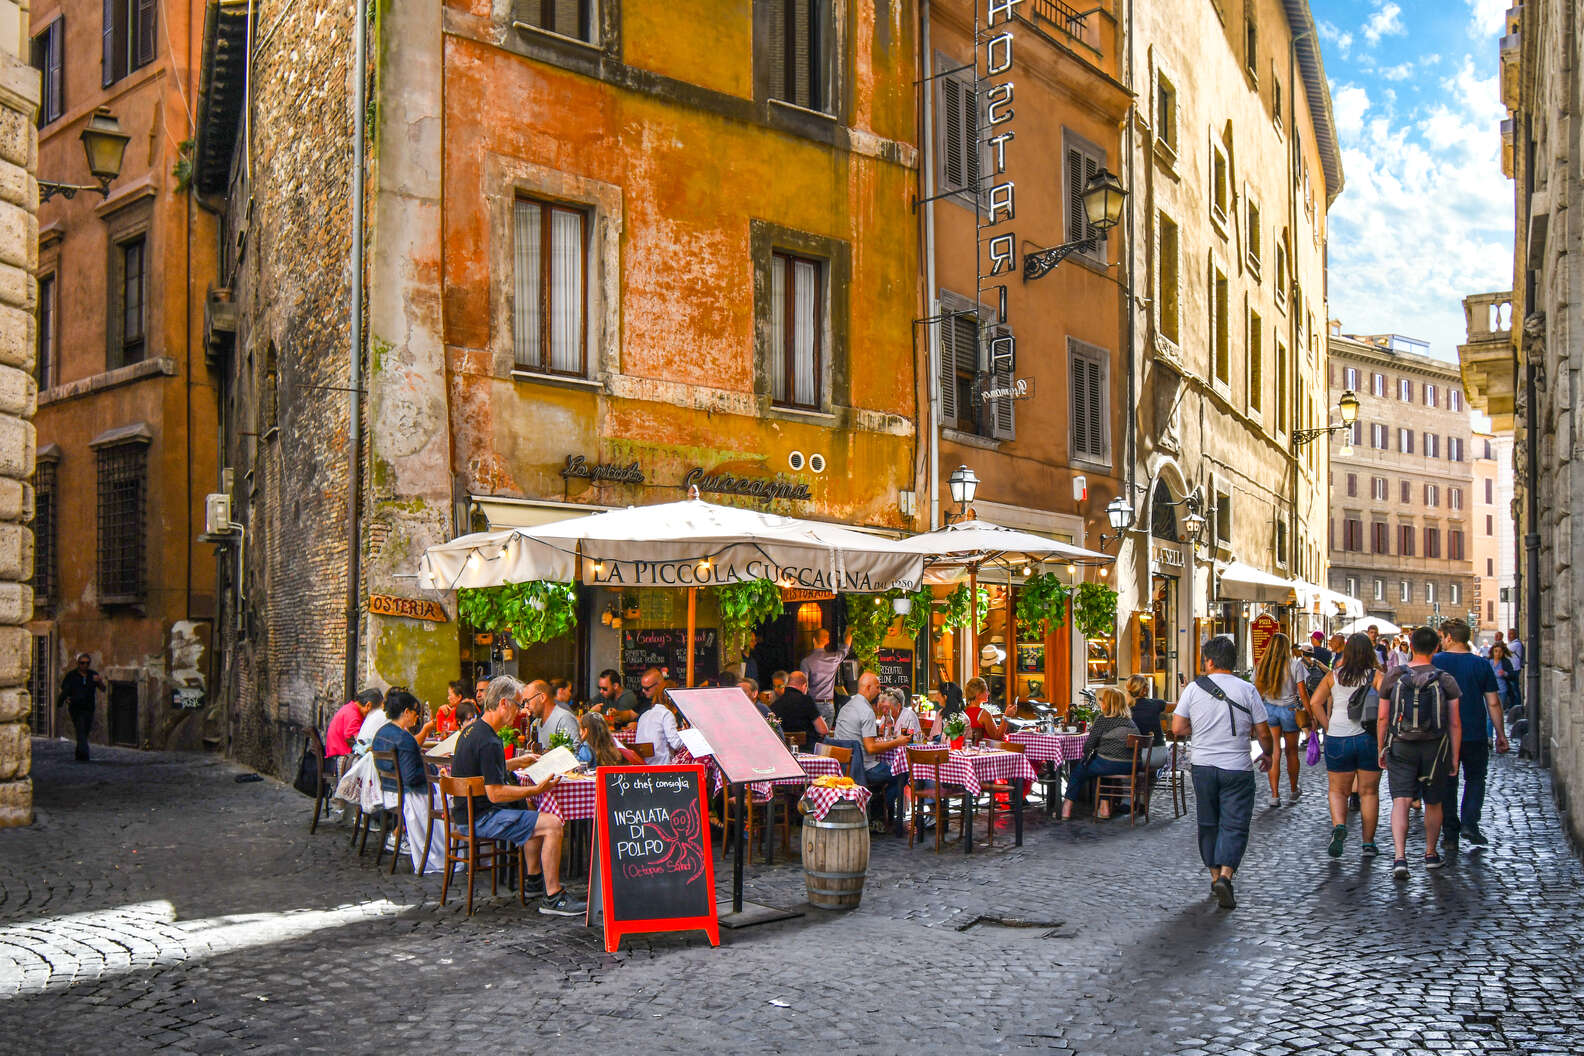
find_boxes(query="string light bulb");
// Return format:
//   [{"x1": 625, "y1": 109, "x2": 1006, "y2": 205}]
[{"x1": 1021, "y1": 564, "x2": 1032, "y2": 576}]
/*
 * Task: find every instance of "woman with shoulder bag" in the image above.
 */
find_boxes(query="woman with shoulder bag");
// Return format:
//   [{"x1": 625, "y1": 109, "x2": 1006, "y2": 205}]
[
  {"x1": 1306, "y1": 633, "x2": 1385, "y2": 858},
  {"x1": 1253, "y1": 633, "x2": 1311, "y2": 808}
]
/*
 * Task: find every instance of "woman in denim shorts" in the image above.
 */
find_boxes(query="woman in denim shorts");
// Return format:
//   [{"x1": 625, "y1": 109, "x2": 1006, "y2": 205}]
[
  {"x1": 1307, "y1": 633, "x2": 1385, "y2": 858},
  {"x1": 1253, "y1": 633, "x2": 1310, "y2": 808}
]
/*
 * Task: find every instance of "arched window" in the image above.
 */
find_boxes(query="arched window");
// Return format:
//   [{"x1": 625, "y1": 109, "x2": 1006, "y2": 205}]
[{"x1": 1151, "y1": 479, "x2": 1178, "y2": 541}]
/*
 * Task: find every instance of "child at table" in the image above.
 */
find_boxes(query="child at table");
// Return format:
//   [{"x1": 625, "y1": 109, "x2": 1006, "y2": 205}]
[{"x1": 576, "y1": 712, "x2": 641, "y2": 768}]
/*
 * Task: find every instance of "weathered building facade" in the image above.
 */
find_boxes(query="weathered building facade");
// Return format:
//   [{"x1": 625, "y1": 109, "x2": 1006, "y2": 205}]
[
  {"x1": 1, "y1": 0, "x2": 39, "y2": 826},
  {"x1": 1119, "y1": 0, "x2": 1342, "y2": 681},
  {"x1": 1471, "y1": 430, "x2": 1516, "y2": 646},
  {"x1": 1327, "y1": 331, "x2": 1474, "y2": 631},
  {"x1": 199, "y1": 0, "x2": 921, "y2": 771},
  {"x1": 25, "y1": 0, "x2": 219, "y2": 757}
]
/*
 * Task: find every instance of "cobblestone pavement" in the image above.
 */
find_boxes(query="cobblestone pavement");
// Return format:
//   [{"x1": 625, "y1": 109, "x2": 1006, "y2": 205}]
[{"x1": 2, "y1": 738, "x2": 1583, "y2": 1055}]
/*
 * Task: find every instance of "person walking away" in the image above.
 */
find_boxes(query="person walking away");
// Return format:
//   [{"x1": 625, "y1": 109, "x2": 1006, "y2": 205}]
[
  {"x1": 1306, "y1": 634, "x2": 1384, "y2": 858},
  {"x1": 1433, "y1": 620, "x2": 1509, "y2": 850},
  {"x1": 58, "y1": 654, "x2": 105, "y2": 762},
  {"x1": 799, "y1": 628, "x2": 852, "y2": 729},
  {"x1": 1307, "y1": 631, "x2": 1333, "y2": 669},
  {"x1": 1061, "y1": 686, "x2": 1142, "y2": 820},
  {"x1": 1253, "y1": 632, "x2": 1310, "y2": 807},
  {"x1": 1488, "y1": 642, "x2": 1518, "y2": 717},
  {"x1": 1378, "y1": 626, "x2": 1462, "y2": 880},
  {"x1": 1172, "y1": 636, "x2": 1274, "y2": 910}
]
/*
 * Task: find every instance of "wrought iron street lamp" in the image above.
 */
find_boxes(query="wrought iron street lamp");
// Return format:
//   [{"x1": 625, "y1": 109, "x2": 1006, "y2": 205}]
[
  {"x1": 1292, "y1": 389, "x2": 1360, "y2": 449},
  {"x1": 39, "y1": 108, "x2": 131, "y2": 203},
  {"x1": 1097, "y1": 494, "x2": 1134, "y2": 552},
  {"x1": 946, "y1": 464, "x2": 979, "y2": 523},
  {"x1": 1023, "y1": 168, "x2": 1127, "y2": 280}
]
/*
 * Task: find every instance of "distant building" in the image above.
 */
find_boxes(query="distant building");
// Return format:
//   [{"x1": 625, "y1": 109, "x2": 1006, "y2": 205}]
[
  {"x1": 1327, "y1": 329, "x2": 1474, "y2": 630},
  {"x1": 1470, "y1": 431, "x2": 1516, "y2": 647}
]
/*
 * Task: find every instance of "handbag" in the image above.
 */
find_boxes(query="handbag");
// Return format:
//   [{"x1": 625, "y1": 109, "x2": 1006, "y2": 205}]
[{"x1": 1305, "y1": 732, "x2": 1322, "y2": 767}]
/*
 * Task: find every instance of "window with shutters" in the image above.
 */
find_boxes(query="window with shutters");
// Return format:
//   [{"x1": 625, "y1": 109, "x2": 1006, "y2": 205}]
[
  {"x1": 1423, "y1": 382, "x2": 1437, "y2": 407},
  {"x1": 1487, "y1": 599, "x2": 1495, "y2": 621},
  {"x1": 96, "y1": 440, "x2": 147, "y2": 604},
  {"x1": 1343, "y1": 519, "x2": 1362, "y2": 552},
  {"x1": 1398, "y1": 524, "x2": 1415, "y2": 556},
  {"x1": 1448, "y1": 437, "x2": 1464, "y2": 462},
  {"x1": 937, "y1": 64, "x2": 982, "y2": 209},
  {"x1": 1371, "y1": 372, "x2": 1385, "y2": 397},
  {"x1": 1426, "y1": 581, "x2": 1437, "y2": 603},
  {"x1": 1211, "y1": 262, "x2": 1229, "y2": 383},
  {"x1": 1402, "y1": 580, "x2": 1412, "y2": 603},
  {"x1": 1486, "y1": 514, "x2": 1494, "y2": 535},
  {"x1": 1247, "y1": 307, "x2": 1263, "y2": 415},
  {"x1": 512, "y1": 197, "x2": 589, "y2": 378},
  {"x1": 103, "y1": 0, "x2": 156, "y2": 86},
  {"x1": 1425, "y1": 432, "x2": 1439, "y2": 458},
  {"x1": 938, "y1": 292, "x2": 1013, "y2": 442},
  {"x1": 1156, "y1": 212, "x2": 1180, "y2": 344},
  {"x1": 1398, "y1": 428, "x2": 1413, "y2": 455},
  {"x1": 1450, "y1": 531, "x2": 1465, "y2": 561},
  {"x1": 1346, "y1": 473, "x2": 1357, "y2": 498},
  {"x1": 1424, "y1": 483, "x2": 1439, "y2": 507},
  {"x1": 1210, "y1": 140, "x2": 1230, "y2": 229},
  {"x1": 1343, "y1": 366, "x2": 1358, "y2": 389},
  {"x1": 1372, "y1": 477, "x2": 1387, "y2": 501},
  {"x1": 110, "y1": 235, "x2": 147, "y2": 368},
  {"x1": 1275, "y1": 341, "x2": 1288, "y2": 433},
  {"x1": 1487, "y1": 558, "x2": 1494, "y2": 576},
  {"x1": 1450, "y1": 388, "x2": 1463, "y2": 411},
  {"x1": 763, "y1": 0, "x2": 832, "y2": 114},
  {"x1": 1371, "y1": 522, "x2": 1389, "y2": 554},
  {"x1": 1069, "y1": 340, "x2": 1109, "y2": 465},
  {"x1": 1275, "y1": 232, "x2": 1289, "y2": 308},
  {"x1": 1063, "y1": 131, "x2": 1108, "y2": 263},
  {"x1": 1346, "y1": 576, "x2": 1358, "y2": 598},
  {"x1": 36, "y1": 273, "x2": 55, "y2": 390},
  {"x1": 1245, "y1": 197, "x2": 1262, "y2": 277},
  {"x1": 1401, "y1": 480, "x2": 1411, "y2": 503},
  {"x1": 768, "y1": 251, "x2": 823, "y2": 410},
  {"x1": 32, "y1": 457, "x2": 58, "y2": 615},
  {"x1": 1371, "y1": 423, "x2": 1388, "y2": 449},
  {"x1": 1425, "y1": 527, "x2": 1441, "y2": 559},
  {"x1": 31, "y1": 19, "x2": 64, "y2": 126},
  {"x1": 1155, "y1": 72, "x2": 1178, "y2": 158},
  {"x1": 516, "y1": 0, "x2": 596, "y2": 43},
  {"x1": 1244, "y1": 15, "x2": 1258, "y2": 80}
]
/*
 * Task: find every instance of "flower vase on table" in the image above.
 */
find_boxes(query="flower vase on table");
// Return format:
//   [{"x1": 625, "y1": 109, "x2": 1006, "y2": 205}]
[{"x1": 942, "y1": 715, "x2": 967, "y2": 751}]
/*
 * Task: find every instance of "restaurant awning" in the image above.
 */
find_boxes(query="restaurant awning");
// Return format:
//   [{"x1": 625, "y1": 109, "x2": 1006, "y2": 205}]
[
  {"x1": 1213, "y1": 561, "x2": 1302, "y2": 604},
  {"x1": 1295, "y1": 580, "x2": 1365, "y2": 619},
  {"x1": 891, "y1": 519, "x2": 1114, "y2": 575}
]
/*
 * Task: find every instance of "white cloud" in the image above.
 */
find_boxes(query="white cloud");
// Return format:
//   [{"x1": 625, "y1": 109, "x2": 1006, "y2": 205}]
[
  {"x1": 1363, "y1": 2, "x2": 1406, "y2": 46},
  {"x1": 1466, "y1": 0, "x2": 1507, "y2": 36},
  {"x1": 1378, "y1": 62, "x2": 1415, "y2": 81},
  {"x1": 1318, "y1": 20, "x2": 1354, "y2": 58},
  {"x1": 1332, "y1": 85, "x2": 1371, "y2": 140}
]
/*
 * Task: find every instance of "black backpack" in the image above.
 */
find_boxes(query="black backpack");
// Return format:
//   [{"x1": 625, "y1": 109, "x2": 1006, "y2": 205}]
[
  {"x1": 1302, "y1": 658, "x2": 1329, "y2": 697},
  {"x1": 1344, "y1": 683, "x2": 1373, "y2": 723},
  {"x1": 1389, "y1": 668, "x2": 1448, "y2": 742}
]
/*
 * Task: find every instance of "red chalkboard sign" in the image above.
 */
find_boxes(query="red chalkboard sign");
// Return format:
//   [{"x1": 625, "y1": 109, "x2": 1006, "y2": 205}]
[
  {"x1": 588, "y1": 764, "x2": 719, "y2": 953},
  {"x1": 1251, "y1": 613, "x2": 1282, "y2": 666}
]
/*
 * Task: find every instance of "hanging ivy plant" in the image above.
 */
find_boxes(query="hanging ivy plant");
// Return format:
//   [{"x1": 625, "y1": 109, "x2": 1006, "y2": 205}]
[
  {"x1": 1072, "y1": 581, "x2": 1119, "y2": 641},
  {"x1": 845, "y1": 593, "x2": 897, "y2": 670},
  {"x1": 900, "y1": 586, "x2": 935, "y2": 640},
  {"x1": 458, "y1": 581, "x2": 578, "y2": 645},
  {"x1": 1016, "y1": 573, "x2": 1071, "y2": 639},
  {"x1": 712, "y1": 579, "x2": 785, "y2": 662},
  {"x1": 941, "y1": 583, "x2": 991, "y2": 633}
]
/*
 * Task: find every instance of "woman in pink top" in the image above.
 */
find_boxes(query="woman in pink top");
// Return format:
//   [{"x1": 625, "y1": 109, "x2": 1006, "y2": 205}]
[{"x1": 325, "y1": 690, "x2": 383, "y2": 763}]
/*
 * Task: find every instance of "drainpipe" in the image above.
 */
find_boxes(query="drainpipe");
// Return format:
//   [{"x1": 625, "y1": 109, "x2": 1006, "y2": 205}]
[
  {"x1": 1286, "y1": 31, "x2": 1310, "y2": 598},
  {"x1": 922, "y1": 8, "x2": 941, "y2": 531},
  {"x1": 345, "y1": 0, "x2": 368, "y2": 703}
]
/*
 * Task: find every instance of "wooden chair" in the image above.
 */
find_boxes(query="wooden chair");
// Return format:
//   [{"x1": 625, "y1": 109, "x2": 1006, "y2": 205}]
[
  {"x1": 348, "y1": 765, "x2": 386, "y2": 858},
  {"x1": 978, "y1": 740, "x2": 1027, "y2": 846},
  {"x1": 1093, "y1": 735, "x2": 1154, "y2": 827},
  {"x1": 1163, "y1": 719, "x2": 1189, "y2": 818},
  {"x1": 814, "y1": 742, "x2": 852, "y2": 766},
  {"x1": 721, "y1": 782, "x2": 789, "y2": 858},
  {"x1": 785, "y1": 731, "x2": 807, "y2": 749},
  {"x1": 305, "y1": 728, "x2": 335, "y2": 834},
  {"x1": 368, "y1": 750, "x2": 410, "y2": 873},
  {"x1": 904, "y1": 746, "x2": 962, "y2": 852},
  {"x1": 633, "y1": 742, "x2": 655, "y2": 760},
  {"x1": 416, "y1": 764, "x2": 447, "y2": 877},
  {"x1": 436, "y1": 775, "x2": 508, "y2": 916}
]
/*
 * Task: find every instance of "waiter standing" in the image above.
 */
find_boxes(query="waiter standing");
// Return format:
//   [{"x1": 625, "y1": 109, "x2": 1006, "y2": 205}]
[
  {"x1": 59, "y1": 653, "x2": 106, "y2": 762},
  {"x1": 799, "y1": 628, "x2": 852, "y2": 729}
]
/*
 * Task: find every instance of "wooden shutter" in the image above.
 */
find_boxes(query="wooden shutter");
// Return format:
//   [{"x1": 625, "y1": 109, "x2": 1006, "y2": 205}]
[
  {"x1": 1069, "y1": 344, "x2": 1106, "y2": 460},
  {"x1": 767, "y1": 0, "x2": 788, "y2": 101},
  {"x1": 989, "y1": 325, "x2": 1014, "y2": 440},
  {"x1": 790, "y1": 0, "x2": 812, "y2": 108},
  {"x1": 1070, "y1": 354, "x2": 1090, "y2": 458},
  {"x1": 48, "y1": 22, "x2": 64, "y2": 122},
  {"x1": 942, "y1": 75, "x2": 966, "y2": 191},
  {"x1": 937, "y1": 305, "x2": 963, "y2": 426},
  {"x1": 136, "y1": 0, "x2": 156, "y2": 67},
  {"x1": 103, "y1": 0, "x2": 115, "y2": 86}
]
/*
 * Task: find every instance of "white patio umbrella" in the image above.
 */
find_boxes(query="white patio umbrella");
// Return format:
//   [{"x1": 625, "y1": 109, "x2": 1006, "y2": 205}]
[{"x1": 1338, "y1": 615, "x2": 1403, "y2": 636}]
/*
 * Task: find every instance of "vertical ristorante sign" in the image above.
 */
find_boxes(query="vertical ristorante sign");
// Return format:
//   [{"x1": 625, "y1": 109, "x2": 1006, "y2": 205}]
[{"x1": 980, "y1": 0, "x2": 1018, "y2": 377}]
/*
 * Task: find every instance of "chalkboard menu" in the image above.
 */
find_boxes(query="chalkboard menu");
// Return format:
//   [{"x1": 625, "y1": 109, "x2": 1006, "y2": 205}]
[
  {"x1": 622, "y1": 628, "x2": 720, "y2": 685},
  {"x1": 875, "y1": 647, "x2": 913, "y2": 692},
  {"x1": 589, "y1": 765, "x2": 719, "y2": 952}
]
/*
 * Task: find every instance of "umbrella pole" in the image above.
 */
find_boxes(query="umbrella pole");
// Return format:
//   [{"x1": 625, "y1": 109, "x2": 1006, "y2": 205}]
[
  {"x1": 969, "y1": 567, "x2": 979, "y2": 681},
  {"x1": 1004, "y1": 575, "x2": 1015, "y2": 703},
  {"x1": 687, "y1": 587, "x2": 697, "y2": 687}
]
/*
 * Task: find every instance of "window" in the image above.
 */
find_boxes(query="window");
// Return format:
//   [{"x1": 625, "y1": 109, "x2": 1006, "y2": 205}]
[
  {"x1": 1485, "y1": 478, "x2": 1494, "y2": 503},
  {"x1": 1272, "y1": 69, "x2": 1282, "y2": 128},
  {"x1": 516, "y1": 0, "x2": 596, "y2": 42},
  {"x1": 1370, "y1": 423, "x2": 1387, "y2": 449},
  {"x1": 1450, "y1": 488, "x2": 1463, "y2": 510},
  {"x1": 769, "y1": 251, "x2": 824, "y2": 410},
  {"x1": 1487, "y1": 558, "x2": 1494, "y2": 576},
  {"x1": 1343, "y1": 518, "x2": 1362, "y2": 551},
  {"x1": 1065, "y1": 134, "x2": 1108, "y2": 258},
  {"x1": 939, "y1": 66, "x2": 981, "y2": 205},
  {"x1": 1486, "y1": 514, "x2": 1494, "y2": 536},
  {"x1": 1349, "y1": 420, "x2": 1362, "y2": 446},
  {"x1": 1275, "y1": 342, "x2": 1288, "y2": 432},
  {"x1": 1450, "y1": 389, "x2": 1464, "y2": 412},
  {"x1": 1401, "y1": 581, "x2": 1411, "y2": 603},
  {"x1": 1371, "y1": 522, "x2": 1389, "y2": 554},
  {"x1": 1157, "y1": 213, "x2": 1180, "y2": 343},
  {"x1": 1371, "y1": 372, "x2": 1385, "y2": 397},
  {"x1": 32, "y1": 457, "x2": 57, "y2": 615},
  {"x1": 1451, "y1": 582, "x2": 1462, "y2": 604},
  {"x1": 1346, "y1": 473, "x2": 1357, "y2": 498},
  {"x1": 1246, "y1": 198, "x2": 1262, "y2": 275},
  {"x1": 102, "y1": 0, "x2": 156, "y2": 87},
  {"x1": 1488, "y1": 600, "x2": 1495, "y2": 621},
  {"x1": 1484, "y1": 439, "x2": 1494, "y2": 459},
  {"x1": 1211, "y1": 140, "x2": 1230, "y2": 227},
  {"x1": 938, "y1": 295, "x2": 1013, "y2": 441},
  {"x1": 1215, "y1": 491, "x2": 1231, "y2": 544},
  {"x1": 1069, "y1": 340, "x2": 1109, "y2": 463},
  {"x1": 765, "y1": 0, "x2": 831, "y2": 112},
  {"x1": 30, "y1": 18, "x2": 64, "y2": 126},
  {"x1": 96, "y1": 441, "x2": 148, "y2": 603},
  {"x1": 513, "y1": 197, "x2": 588, "y2": 378},
  {"x1": 36, "y1": 273, "x2": 55, "y2": 390},
  {"x1": 1450, "y1": 531, "x2": 1465, "y2": 561},
  {"x1": 1397, "y1": 428, "x2": 1414, "y2": 454},
  {"x1": 1423, "y1": 382, "x2": 1438, "y2": 407},
  {"x1": 1426, "y1": 581, "x2": 1437, "y2": 604},
  {"x1": 1424, "y1": 483, "x2": 1439, "y2": 507},
  {"x1": 1212, "y1": 262, "x2": 1229, "y2": 382},
  {"x1": 1247, "y1": 308, "x2": 1262, "y2": 413},
  {"x1": 1275, "y1": 519, "x2": 1287, "y2": 566},
  {"x1": 1425, "y1": 527, "x2": 1441, "y2": 559},
  {"x1": 1156, "y1": 73, "x2": 1178, "y2": 155},
  {"x1": 1244, "y1": 15, "x2": 1258, "y2": 78},
  {"x1": 1275, "y1": 235, "x2": 1289, "y2": 307},
  {"x1": 1346, "y1": 576, "x2": 1358, "y2": 598},
  {"x1": 1449, "y1": 437, "x2": 1464, "y2": 462},
  {"x1": 1398, "y1": 377, "x2": 1412, "y2": 401},
  {"x1": 1425, "y1": 433, "x2": 1440, "y2": 459},
  {"x1": 111, "y1": 236, "x2": 147, "y2": 368},
  {"x1": 1373, "y1": 578, "x2": 1384, "y2": 601},
  {"x1": 1372, "y1": 477, "x2": 1387, "y2": 501},
  {"x1": 1400, "y1": 480, "x2": 1410, "y2": 503},
  {"x1": 1344, "y1": 366, "x2": 1359, "y2": 390},
  {"x1": 1398, "y1": 524, "x2": 1415, "y2": 556}
]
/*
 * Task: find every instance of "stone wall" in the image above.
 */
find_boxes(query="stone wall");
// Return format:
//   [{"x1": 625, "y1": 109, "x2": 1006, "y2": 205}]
[{"x1": 0, "y1": 6, "x2": 38, "y2": 826}]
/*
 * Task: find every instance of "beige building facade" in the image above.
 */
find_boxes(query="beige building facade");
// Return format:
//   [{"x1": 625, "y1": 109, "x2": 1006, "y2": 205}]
[
  {"x1": 1328, "y1": 331, "x2": 1474, "y2": 630},
  {"x1": 1471, "y1": 431, "x2": 1516, "y2": 646},
  {"x1": 1120, "y1": 0, "x2": 1342, "y2": 682}
]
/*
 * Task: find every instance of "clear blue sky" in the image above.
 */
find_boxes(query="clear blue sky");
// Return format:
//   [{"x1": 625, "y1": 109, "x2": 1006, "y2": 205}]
[{"x1": 1311, "y1": 0, "x2": 1512, "y2": 362}]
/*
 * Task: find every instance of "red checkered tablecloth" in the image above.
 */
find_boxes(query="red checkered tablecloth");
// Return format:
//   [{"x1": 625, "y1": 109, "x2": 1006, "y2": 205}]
[
  {"x1": 799, "y1": 783, "x2": 872, "y2": 821},
  {"x1": 903, "y1": 747, "x2": 1037, "y2": 796},
  {"x1": 532, "y1": 775, "x2": 597, "y2": 821},
  {"x1": 1007, "y1": 731, "x2": 1089, "y2": 767},
  {"x1": 613, "y1": 727, "x2": 637, "y2": 745}
]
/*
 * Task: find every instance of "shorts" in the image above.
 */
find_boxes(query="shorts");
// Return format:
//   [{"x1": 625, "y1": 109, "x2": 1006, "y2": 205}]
[
  {"x1": 1265, "y1": 703, "x2": 1299, "y2": 733},
  {"x1": 1323, "y1": 732, "x2": 1381, "y2": 773},
  {"x1": 473, "y1": 806, "x2": 544, "y2": 844},
  {"x1": 1386, "y1": 739, "x2": 1449, "y2": 803}
]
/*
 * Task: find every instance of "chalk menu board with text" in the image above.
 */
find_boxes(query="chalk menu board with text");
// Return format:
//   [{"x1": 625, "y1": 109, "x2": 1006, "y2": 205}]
[
  {"x1": 622, "y1": 628, "x2": 720, "y2": 684},
  {"x1": 588, "y1": 765, "x2": 719, "y2": 953},
  {"x1": 875, "y1": 647, "x2": 914, "y2": 692}
]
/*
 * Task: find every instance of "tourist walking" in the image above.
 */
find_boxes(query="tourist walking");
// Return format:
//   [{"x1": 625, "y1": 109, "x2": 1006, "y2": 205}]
[
  {"x1": 57, "y1": 654, "x2": 105, "y2": 762},
  {"x1": 1433, "y1": 620, "x2": 1509, "y2": 850},
  {"x1": 1172, "y1": 636, "x2": 1275, "y2": 910},
  {"x1": 1488, "y1": 642, "x2": 1518, "y2": 716},
  {"x1": 1306, "y1": 633, "x2": 1384, "y2": 858},
  {"x1": 1379, "y1": 626, "x2": 1462, "y2": 879},
  {"x1": 1253, "y1": 632, "x2": 1309, "y2": 807}
]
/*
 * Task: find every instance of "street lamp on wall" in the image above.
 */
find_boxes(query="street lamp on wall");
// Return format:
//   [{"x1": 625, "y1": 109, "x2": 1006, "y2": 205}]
[
  {"x1": 1023, "y1": 168, "x2": 1128, "y2": 281},
  {"x1": 1097, "y1": 494, "x2": 1134, "y2": 552},
  {"x1": 1292, "y1": 389, "x2": 1360, "y2": 449},
  {"x1": 39, "y1": 108, "x2": 131, "y2": 202},
  {"x1": 946, "y1": 464, "x2": 979, "y2": 523}
]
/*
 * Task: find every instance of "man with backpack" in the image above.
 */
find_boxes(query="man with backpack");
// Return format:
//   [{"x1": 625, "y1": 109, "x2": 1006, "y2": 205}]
[
  {"x1": 1378, "y1": 626, "x2": 1463, "y2": 879},
  {"x1": 1433, "y1": 619, "x2": 1509, "y2": 850},
  {"x1": 1172, "y1": 635, "x2": 1275, "y2": 910}
]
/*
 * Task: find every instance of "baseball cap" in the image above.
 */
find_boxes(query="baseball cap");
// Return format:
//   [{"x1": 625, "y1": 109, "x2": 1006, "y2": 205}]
[{"x1": 1310, "y1": 631, "x2": 1325, "y2": 643}]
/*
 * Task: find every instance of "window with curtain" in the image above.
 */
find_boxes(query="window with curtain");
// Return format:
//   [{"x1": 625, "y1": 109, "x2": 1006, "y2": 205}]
[
  {"x1": 516, "y1": 0, "x2": 595, "y2": 43},
  {"x1": 765, "y1": 0, "x2": 830, "y2": 113},
  {"x1": 113, "y1": 236, "x2": 147, "y2": 368},
  {"x1": 770, "y1": 251, "x2": 823, "y2": 410},
  {"x1": 513, "y1": 197, "x2": 588, "y2": 378}
]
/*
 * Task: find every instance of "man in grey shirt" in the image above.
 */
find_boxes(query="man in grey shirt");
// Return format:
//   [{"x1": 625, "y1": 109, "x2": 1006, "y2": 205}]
[
  {"x1": 524, "y1": 679, "x2": 580, "y2": 751},
  {"x1": 799, "y1": 628, "x2": 853, "y2": 727}
]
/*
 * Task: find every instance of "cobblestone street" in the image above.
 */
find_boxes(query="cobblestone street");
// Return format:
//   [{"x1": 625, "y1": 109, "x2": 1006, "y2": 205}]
[{"x1": 3, "y1": 738, "x2": 1583, "y2": 1055}]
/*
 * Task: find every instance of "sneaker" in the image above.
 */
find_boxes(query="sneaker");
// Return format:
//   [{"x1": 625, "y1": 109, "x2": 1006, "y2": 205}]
[
  {"x1": 1361, "y1": 842, "x2": 1380, "y2": 857},
  {"x1": 1463, "y1": 826, "x2": 1490, "y2": 848},
  {"x1": 1348, "y1": 793, "x2": 1361, "y2": 813},
  {"x1": 1424, "y1": 853, "x2": 1446, "y2": 870},
  {"x1": 1393, "y1": 857, "x2": 1410, "y2": 880},
  {"x1": 1269, "y1": 794, "x2": 1282, "y2": 809},
  {"x1": 1327, "y1": 824, "x2": 1347, "y2": 858},
  {"x1": 1212, "y1": 877, "x2": 1236, "y2": 909},
  {"x1": 539, "y1": 888, "x2": 587, "y2": 916},
  {"x1": 1290, "y1": 787, "x2": 1303, "y2": 803},
  {"x1": 523, "y1": 872, "x2": 546, "y2": 897},
  {"x1": 1442, "y1": 831, "x2": 1459, "y2": 854}
]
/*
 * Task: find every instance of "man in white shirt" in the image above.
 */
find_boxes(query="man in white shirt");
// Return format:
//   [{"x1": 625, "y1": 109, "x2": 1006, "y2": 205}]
[
  {"x1": 634, "y1": 667, "x2": 683, "y2": 765},
  {"x1": 1172, "y1": 635, "x2": 1275, "y2": 910},
  {"x1": 799, "y1": 628, "x2": 853, "y2": 727}
]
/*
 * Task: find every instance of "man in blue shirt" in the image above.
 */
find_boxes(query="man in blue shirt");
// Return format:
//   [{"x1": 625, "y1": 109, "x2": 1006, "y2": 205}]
[{"x1": 1433, "y1": 619, "x2": 1510, "y2": 849}]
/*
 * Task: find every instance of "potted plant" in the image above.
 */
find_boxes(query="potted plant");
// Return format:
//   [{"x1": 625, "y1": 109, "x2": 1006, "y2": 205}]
[
  {"x1": 459, "y1": 581, "x2": 578, "y2": 644},
  {"x1": 713, "y1": 578, "x2": 784, "y2": 665},
  {"x1": 942, "y1": 713, "x2": 967, "y2": 749},
  {"x1": 1072, "y1": 582, "x2": 1119, "y2": 641},
  {"x1": 547, "y1": 728, "x2": 577, "y2": 752}
]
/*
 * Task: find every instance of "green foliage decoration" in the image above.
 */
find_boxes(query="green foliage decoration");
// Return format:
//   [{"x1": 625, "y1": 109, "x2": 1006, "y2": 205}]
[
  {"x1": 547, "y1": 728, "x2": 576, "y2": 752},
  {"x1": 712, "y1": 579, "x2": 785, "y2": 661},
  {"x1": 1072, "y1": 581, "x2": 1119, "y2": 641},
  {"x1": 1016, "y1": 573, "x2": 1071, "y2": 638},
  {"x1": 457, "y1": 581, "x2": 578, "y2": 645},
  {"x1": 900, "y1": 587, "x2": 935, "y2": 640},
  {"x1": 941, "y1": 583, "x2": 991, "y2": 633},
  {"x1": 845, "y1": 593, "x2": 897, "y2": 670}
]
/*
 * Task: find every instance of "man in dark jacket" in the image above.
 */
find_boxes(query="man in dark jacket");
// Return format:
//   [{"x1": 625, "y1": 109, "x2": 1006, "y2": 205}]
[{"x1": 59, "y1": 654, "x2": 105, "y2": 761}]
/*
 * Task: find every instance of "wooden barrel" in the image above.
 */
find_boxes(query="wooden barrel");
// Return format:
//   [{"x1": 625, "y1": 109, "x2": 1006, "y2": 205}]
[{"x1": 802, "y1": 799, "x2": 870, "y2": 910}]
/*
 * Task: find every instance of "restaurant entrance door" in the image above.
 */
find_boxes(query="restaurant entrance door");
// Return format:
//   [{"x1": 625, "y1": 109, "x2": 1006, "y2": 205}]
[{"x1": 1151, "y1": 575, "x2": 1179, "y2": 694}]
